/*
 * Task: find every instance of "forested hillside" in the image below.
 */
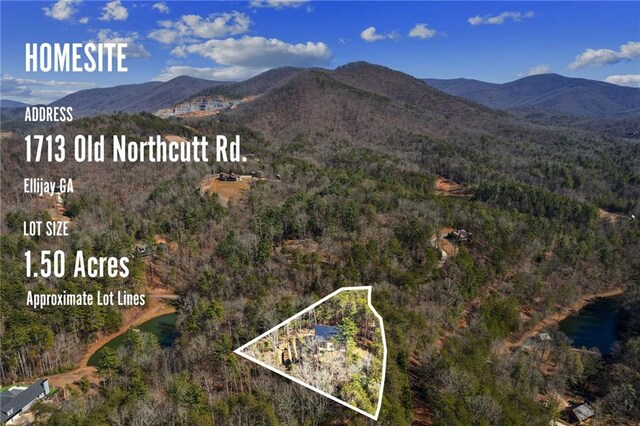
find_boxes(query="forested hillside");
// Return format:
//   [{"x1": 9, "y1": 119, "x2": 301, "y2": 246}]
[
  {"x1": 50, "y1": 76, "x2": 226, "y2": 117},
  {"x1": 1, "y1": 62, "x2": 639, "y2": 425},
  {"x1": 424, "y1": 73, "x2": 640, "y2": 117},
  {"x1": 230, "y1": 63, "x2": 640, "y2": 214}
]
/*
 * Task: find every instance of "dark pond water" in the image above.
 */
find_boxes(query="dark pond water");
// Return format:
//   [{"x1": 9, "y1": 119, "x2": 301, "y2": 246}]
[
  {"x1": 88, "y1": 313, "x2": 178, "y2": 366},
  {"x1": 558, "y1": 297, "x2": 621, "y2": 355}
]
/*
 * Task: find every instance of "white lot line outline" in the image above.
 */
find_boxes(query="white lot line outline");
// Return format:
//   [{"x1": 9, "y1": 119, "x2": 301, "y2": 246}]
[{"x1": 234, "y1": 286, "x2": 388, "y2": 421}]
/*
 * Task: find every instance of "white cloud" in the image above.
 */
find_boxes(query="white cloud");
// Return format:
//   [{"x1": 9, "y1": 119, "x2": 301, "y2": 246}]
[
  {"x1": 468, "y1": 11, "x2": 534, "y2": 26},
  {"x1": 32, "y1": 89, "x2": 83, "y2": 102},
  {"x1": 174, "y1": 36, "x2": 331, "y2": 68},
  {"x1": 92, "y1": 29, "x2": 150, "y2": 58},
  {"x1": 605, "y1": 74, "x2": 640, "y2": 87},
  {"x1": 79, "y1": 16, "x2": 89, "y2": 24},
  {"x1": 518, "y1": 64, "x2": 552, "y2": 77},
  {"x1": 408, "y1": 23, "x2": 438, "y2": 39},
  {"x1": 360, "y1": 27, "x2": 386, "y2": 42},
  {"x1": 100, "y1": 0, "x2": 128, "y2": 21},
  {"x1": 1, "y1": 74, "x2": 96, "y2": 89},
  {"x1": 170, "y1": 45, "x2": 189, "y2": 58},
  {"x1": 1, "y1": 75, "x2": 32, "y2": 98},
  {"x1": 387, "y1": 31, "x2": 401, "y2": 41},
  {"x1": 249, "y1": 0, "x2": 309, "y2": 8},
  {"x1": 43, "y1": 0, "x2": 81, "y2": 21},
  {"x1": 154, "y1": 65, "x2": 266, "y2": 82},
  {"x1": 152, "y1": 2, "x2": 169, "y2": 13},
  {"x1": 150, "y1": 12, "x2": 328, "y2": 82},
  {"x1": 149, "y1": 12, "x2": 251, "y2": 44},
  {"x1": 1, "y1": 74, "x2": 97, "y2": 104},
  {"x1": 569, "y1": 41, "x2": 640, "y2": 70},
  {"x1": 148, "y1": 28, "x2": 179, "y2": 44}
]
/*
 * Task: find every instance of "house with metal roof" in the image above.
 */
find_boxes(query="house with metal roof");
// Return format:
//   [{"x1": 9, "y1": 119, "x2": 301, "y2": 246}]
[
  {"x1": 572, "y1": 403, "x2": 595, "y2": 423},
  {"x1": 0, "y1": 379, "x2": 50, "y2": 424},
  {"x1": 315, "y1": 324, "x2": 340, "y2": 352}
]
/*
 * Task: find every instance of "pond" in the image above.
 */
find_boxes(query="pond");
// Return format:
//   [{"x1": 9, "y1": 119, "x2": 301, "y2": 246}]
[
  {"x1": 558, "y1": 296, "x2": 621, "y2": 356},
  {"x1": 88, "y1": 313, "x2": 178, "y2": 366}
]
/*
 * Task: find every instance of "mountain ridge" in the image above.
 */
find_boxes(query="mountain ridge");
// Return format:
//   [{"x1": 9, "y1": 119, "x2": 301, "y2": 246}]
[
  {"x1": 424, "y1": 73, "x2": 640, "y2": 117},
  {"x1": 41, "y1": 65, "x2": 640, "y2": 119},
  {"x1": 0, "y1": 99, "x2": 31, "y2": 108},
  {"x1": 226, "y1": 62, "x2": 533, "y2": 147},
  {"x1": 49, "y1": 76, "x2": 226, "y2": 117}
]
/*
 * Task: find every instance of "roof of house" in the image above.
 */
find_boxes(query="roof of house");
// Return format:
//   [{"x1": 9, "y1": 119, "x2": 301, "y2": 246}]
[
  {"x1": 2, "y1": 388, "x2": 24, "y2": 398},
  {"x1": 538, "y1": 332, "x2": 552, "y2": 341},
  {"x1": 315, "y1": 325, "x2": 339, "y2": 342},
  {"x1": 573, "y1": 403, "x2": 595, "y2": 422},
  {"x1": 0, "y1": 379, "x2": 48, "y2": 422}
]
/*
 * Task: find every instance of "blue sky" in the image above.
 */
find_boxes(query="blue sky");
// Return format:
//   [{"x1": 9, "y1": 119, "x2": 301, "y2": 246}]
[{"x1": 1, "y1": 1, "x2": 639, "y2": 104}]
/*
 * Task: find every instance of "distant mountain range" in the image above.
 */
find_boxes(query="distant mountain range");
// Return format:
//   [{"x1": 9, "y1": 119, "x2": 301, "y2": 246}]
[
  {"x1": 49, "y1": 76, "x2": 225, "y2": 117},
  {"x1": 0, "y1": 99, "x2": 30, "y2": 108},
  {"x1": 199, "y1": 62, "x2": 638, "y2": 204},
  {"x1": 11, "y1": 66, "x2": 636, "y2": 127},
  {"x1": 6, "y1": 61, "x2": 637, "y2": 207},
  {"x1": 215, "y1": 61, "x2": 539, "y2": 155},
  {"x1": 423, "y1": 74, "x2": 640, "y2": 118}
]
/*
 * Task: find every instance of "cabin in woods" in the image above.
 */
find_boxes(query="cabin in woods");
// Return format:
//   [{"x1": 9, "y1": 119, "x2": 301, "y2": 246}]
[
  {"x1": 218, "y1": 172, "x2": 240, "y2": 182},
  {"x1": 445, "y1": 229, "x2": 472, "y2": 243},
  {"x1": 274, "y1": 324, "x2": 342, "y2": 366},
  {"x1": 1, "y1": 379, "x2": 51, "y2": 424},
  {"x1": 315, "y1": 325, "x2": 339, "y2": 352},
  {"x1": 572, "y1": 403, "x2": 595, "y2": 423}
]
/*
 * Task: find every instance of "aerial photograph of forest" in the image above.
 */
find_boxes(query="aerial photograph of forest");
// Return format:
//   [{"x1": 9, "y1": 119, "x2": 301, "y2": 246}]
[
  {"x1": 0, "y1": 1, "x2": 639, "y2": 425},
  {"x1": 238, "y1": 287, "x2": 385, "y2": 418}
]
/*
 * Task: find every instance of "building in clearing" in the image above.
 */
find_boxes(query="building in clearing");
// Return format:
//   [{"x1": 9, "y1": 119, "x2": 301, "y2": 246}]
[
  {"x1": 572, "y1": 403, "x2": 595, "y2": 423},
  {"x1": 218, "y1": 172, "x2": 240, "y2": 182},
  {"x1": 315, "y1": 325, "x2": 339, "y2": 352},
  {"x1": 538, "y1": 332, "x2": 552, "y2": 342},
  {"x1": 0, "y1": 379, "x2": 50, "y2": 424},
  {"x1": 446, "y1": 229, "x2": 472, "y2": 243}
]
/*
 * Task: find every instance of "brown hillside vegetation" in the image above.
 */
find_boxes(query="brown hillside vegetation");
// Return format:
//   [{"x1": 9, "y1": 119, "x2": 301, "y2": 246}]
[
  {"x1": 229, "y1": 64, "x2": 513, "y2": 145},
  {"x1": 598, "y1": 208, "x2": 628, "y2": 223},
  {"x1": 1, "y1": 62, "x2": 639, "y2": 425},
  {"x1": 226, "y1": 62, "x2": 639, "y2": 207}
]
